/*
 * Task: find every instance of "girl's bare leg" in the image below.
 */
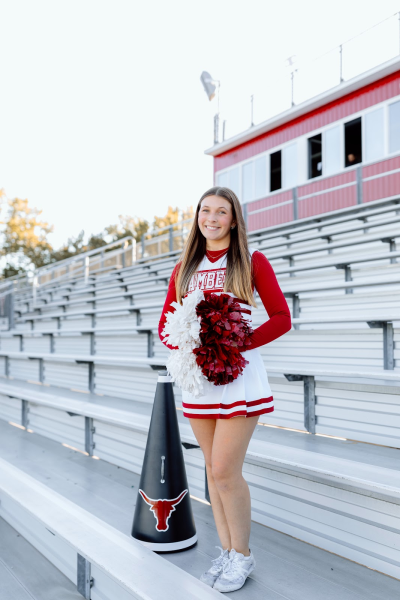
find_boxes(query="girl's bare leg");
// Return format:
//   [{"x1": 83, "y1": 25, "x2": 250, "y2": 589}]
[
  {"x1": 188, "y1": 417, "x2": 231, "y2": 551},
  {"x1": 210, "y1": 415, "x2": 259, "y2": 556}
]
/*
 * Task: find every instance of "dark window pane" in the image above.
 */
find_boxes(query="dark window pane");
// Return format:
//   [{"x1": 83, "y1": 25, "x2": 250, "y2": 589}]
[
  {"x1": 344, "y1": 117, "x2": 362, "y2": 167},
  {"x1": 308, "y1": 134, "x2": 322, "y2": 179},
  {"x1": 270, "y1": 150, "x2": 281, "y2": 192}
]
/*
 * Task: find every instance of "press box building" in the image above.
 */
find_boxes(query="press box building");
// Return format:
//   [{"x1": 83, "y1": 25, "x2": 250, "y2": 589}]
[{"x1": 205, "y1": 57, "x2": 400, "y2": 233}]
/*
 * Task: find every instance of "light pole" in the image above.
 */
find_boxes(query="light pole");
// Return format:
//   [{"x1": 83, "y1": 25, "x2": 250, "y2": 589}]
[
  {"x1": 200, "y1": 71, "x2": 221, "y2": 144},
  {"x1": 285, "y1": 55, "x2": 297, "y2": 107}
]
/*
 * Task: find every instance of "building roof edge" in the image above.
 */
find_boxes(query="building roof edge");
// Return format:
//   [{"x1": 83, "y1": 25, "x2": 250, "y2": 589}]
[{"x1": 204, "y1": 55, "x2": 400, "y2": 157}]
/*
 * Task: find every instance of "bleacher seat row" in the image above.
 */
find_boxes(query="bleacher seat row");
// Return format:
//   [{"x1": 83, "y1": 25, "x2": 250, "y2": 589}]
[{"x1": 0, "y1": 197, "x2": 399, "y2": 592}]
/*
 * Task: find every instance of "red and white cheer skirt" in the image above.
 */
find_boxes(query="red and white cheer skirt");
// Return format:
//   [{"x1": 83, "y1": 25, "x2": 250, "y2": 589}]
[{"x1": 181, "y1": 347, "x2": 273, "y2": 419}]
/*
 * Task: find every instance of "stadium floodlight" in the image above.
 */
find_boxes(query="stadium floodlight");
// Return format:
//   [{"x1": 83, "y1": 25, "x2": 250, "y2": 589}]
[
  {"x1": 200, "y1": 71, "x2": 221, "y2": 145},
  {"x1": 285, "y1": 55, "x2": 297, "y2": 71},
  {"x1": 200, "y1": 71, "x2": 218, "y2": 101}
]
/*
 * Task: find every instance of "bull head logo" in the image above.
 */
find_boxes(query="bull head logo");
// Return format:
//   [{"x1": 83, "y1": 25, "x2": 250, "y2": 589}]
[{"x1": 139, "y1": 488, "x2": 188, "y2": 531}]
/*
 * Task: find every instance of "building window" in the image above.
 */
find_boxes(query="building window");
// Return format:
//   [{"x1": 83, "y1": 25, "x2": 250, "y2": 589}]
[
  {"x1": 282, "y1": 143, "x2": 297, "y2": 189},
  {"x1": 217, "y1": 171, "x2": 229, "y2": 187},
  {"x1": 216, "y1": 167, "x2": 240, "y2": 197},
  {"x1": 389, "y1": 100, "x2": 400, "y2": 154},
  {"x1": 324, "y1": 125, "x2": 341, "y2": 175},
  {"x1": 308, "y1": 134, "x2": 322, "y2": 179},
  {"x1": 270, "y1": 150, "x2": 281, "y2": 191},
  {"x1": 242, "y1": 161, "x2": 253, "y2": 202},
  {"x1": 254, "y1": 156, "x2": 267, "y2": 198},
  {"x1": 229, "y1": 167, "x2": 240, "y2": 197},
  {"x1": 344, "y1": 117, "x2": 362, "y2": 167},
  {"x1": 364, "y1": 108, "x2": 384, "y2": 162}
]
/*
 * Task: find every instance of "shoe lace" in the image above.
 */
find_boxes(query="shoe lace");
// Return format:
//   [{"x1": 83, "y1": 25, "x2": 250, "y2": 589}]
[
  {"x1": 211, "y1": 546, "x2": 227, "y2": 568},
  {"x1": 222, "y1": 550, "x2": 246, "y2": 575}
]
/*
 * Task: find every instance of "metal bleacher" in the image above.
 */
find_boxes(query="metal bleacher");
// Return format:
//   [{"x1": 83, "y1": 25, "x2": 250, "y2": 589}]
[{"x1": 0, "y1": 196, "x2": 400, "y2": 599}]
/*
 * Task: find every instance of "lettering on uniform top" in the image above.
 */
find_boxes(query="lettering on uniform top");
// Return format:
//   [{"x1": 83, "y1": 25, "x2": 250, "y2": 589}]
[
  {"x1": 197, "y1": 272, "x2": 207, "y2": 290},
  {"x1": 206, "y1": 272, "x2": 216, "y2": 289},
  {"x1": 188, "y1": 269, "x2": 226, "y2": 293},
  {"x1": 188, "y1": 273, "x2": 198, "y2": 293},
  {"x1": 215, "y1": 270, "x2": 225, "y2": 288}
]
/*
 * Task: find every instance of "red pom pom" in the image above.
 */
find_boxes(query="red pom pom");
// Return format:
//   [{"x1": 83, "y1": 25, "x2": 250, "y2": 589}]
[{"x1": 192, "y1": 292, "x2": 253, "y2": 386}]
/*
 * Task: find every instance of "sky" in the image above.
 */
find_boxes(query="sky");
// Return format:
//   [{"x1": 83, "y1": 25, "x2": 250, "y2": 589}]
[{"x1": 0, "y1": 0, "x2": 399, "y2": 249}]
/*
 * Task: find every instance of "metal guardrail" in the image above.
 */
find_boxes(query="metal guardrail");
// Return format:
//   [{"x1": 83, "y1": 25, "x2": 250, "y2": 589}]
[
  {"x1": 0, "y1": 221, "x2": 194, "y2": 302},
  {"x1": 0, "y1": 237, "x2": 136, "y2": 300},
  {"x1": 139, "y1": 218, "x2": 194, "y2": 258}
]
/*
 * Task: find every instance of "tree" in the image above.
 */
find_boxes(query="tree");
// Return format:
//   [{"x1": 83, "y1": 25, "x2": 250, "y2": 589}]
[
  {"x1": 140, "y1": 206, "x2": 194, "y2": 256},
  {"x1": 0, "y1": 186, "x2": 192, "y2": 279},
  {"x1": 151, "y1": 205, "x2": 194, "y2": 236},
  {"x1": 86, "y1": 233, "x2": 109, "y2": 250},
  {"x1": 48, "y1": 230, "x2": 87, "y2": 264},
  {"x1": 105, "y1": 215, "x2": 150, "y2": 244},
  {"x1": 1, "y1": 263, "x2": 26, "y2": 279},
  {"x1": 0, "y1": 194, "x2": 53, "y2": 276},
  {"x1": 152, "y1": 206, "x2": 180, "y2": 231},
  {"x1": 182, "y1": 205, "x2": 194, "y2": 221}
]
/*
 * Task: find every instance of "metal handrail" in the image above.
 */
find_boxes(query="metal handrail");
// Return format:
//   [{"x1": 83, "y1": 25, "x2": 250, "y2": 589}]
[
  {"x1": 144, "y1": 217, "x2": 194, "y2": 236},
  {"x1": 0, "y1": 236, "x2": 136, "y2": 299},
  {"x1": 140, "y1": 219, "x2": 194, "y2": 259}
]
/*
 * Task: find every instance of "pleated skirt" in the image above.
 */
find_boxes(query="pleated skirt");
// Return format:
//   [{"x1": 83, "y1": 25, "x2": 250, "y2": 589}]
[{"x1": 181, "y1": 348, "x2": 274, "y2": 419}]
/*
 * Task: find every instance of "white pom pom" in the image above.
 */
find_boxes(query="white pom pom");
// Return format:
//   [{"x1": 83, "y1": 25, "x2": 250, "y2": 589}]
[
  {"x1": 162, "y1": 289, "x2": 205, "y2": 397},
  {"x1": 162, "y1": 288, "x2": 204, "y2": 350},
  {"x1": 166, "y1": 347, "x2": 205, "y2": 397}
]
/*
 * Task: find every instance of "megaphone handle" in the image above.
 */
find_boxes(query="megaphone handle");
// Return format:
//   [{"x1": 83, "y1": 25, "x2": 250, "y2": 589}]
[{"x1": 161, "y1": 455, "x2": 165, "y2": 483}]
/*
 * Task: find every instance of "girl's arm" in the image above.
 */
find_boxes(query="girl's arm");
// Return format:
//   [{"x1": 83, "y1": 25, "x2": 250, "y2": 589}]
[
  {"x1": 158, "y1": 263, "x2": 180, "y2": 350},
  {"x1": 244, "y1": 251, "x2": 292, "y2": 351}
]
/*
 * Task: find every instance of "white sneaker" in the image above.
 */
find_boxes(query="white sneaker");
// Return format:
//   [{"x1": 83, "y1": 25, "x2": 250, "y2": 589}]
[
  {"x1": 199, "y1": 546, "x2": 230, "y2": 587},
  {"x1": 213, "y1": 548, "x2": 256, "y2": 592}
]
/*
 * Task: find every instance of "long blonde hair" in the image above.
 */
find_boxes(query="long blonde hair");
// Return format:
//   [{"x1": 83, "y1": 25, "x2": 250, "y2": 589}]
[{"x1": 175, "y1": 186, "x2": 256, "y2": 307}]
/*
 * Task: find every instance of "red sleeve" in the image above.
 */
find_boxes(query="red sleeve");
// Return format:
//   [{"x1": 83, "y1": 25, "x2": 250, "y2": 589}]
[
  {"x1": 244, "y1": 251, "x2": 292, "y2": 351},
  {"x1": 158, "y1": 263, "x2": 181, "y2": 350}
]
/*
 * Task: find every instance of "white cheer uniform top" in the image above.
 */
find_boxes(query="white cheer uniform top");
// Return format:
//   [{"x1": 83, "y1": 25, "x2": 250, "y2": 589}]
[{"x1": 181, "y1": 249, "x2": 274, "y2": 420}]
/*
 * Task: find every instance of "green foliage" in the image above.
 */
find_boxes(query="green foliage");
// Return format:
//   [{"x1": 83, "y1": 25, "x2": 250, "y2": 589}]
[
  {"x1": 152, "y1": 206, "x2": 180, "y2": 232},
  {"x1": 86, "y1": 233, "x2": 109, "y2": 249},
  {"x1": 48, "y1": 230, "x2": 87, "y2": 264},
  {"x1": 2, "y1": 263, "x2": 26, "y2": 279},
  {"x1": 105, "y1": 215, "x2": 150, "y2": 244},
  {"x1": 0, "y1": 193, "x2": 53, "y2": 276}
]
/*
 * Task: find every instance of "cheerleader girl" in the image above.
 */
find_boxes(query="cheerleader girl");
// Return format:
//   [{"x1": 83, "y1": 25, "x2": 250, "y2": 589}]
[{"x1": 158, "y1": 186, "x2": 291, "y2": 592}]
